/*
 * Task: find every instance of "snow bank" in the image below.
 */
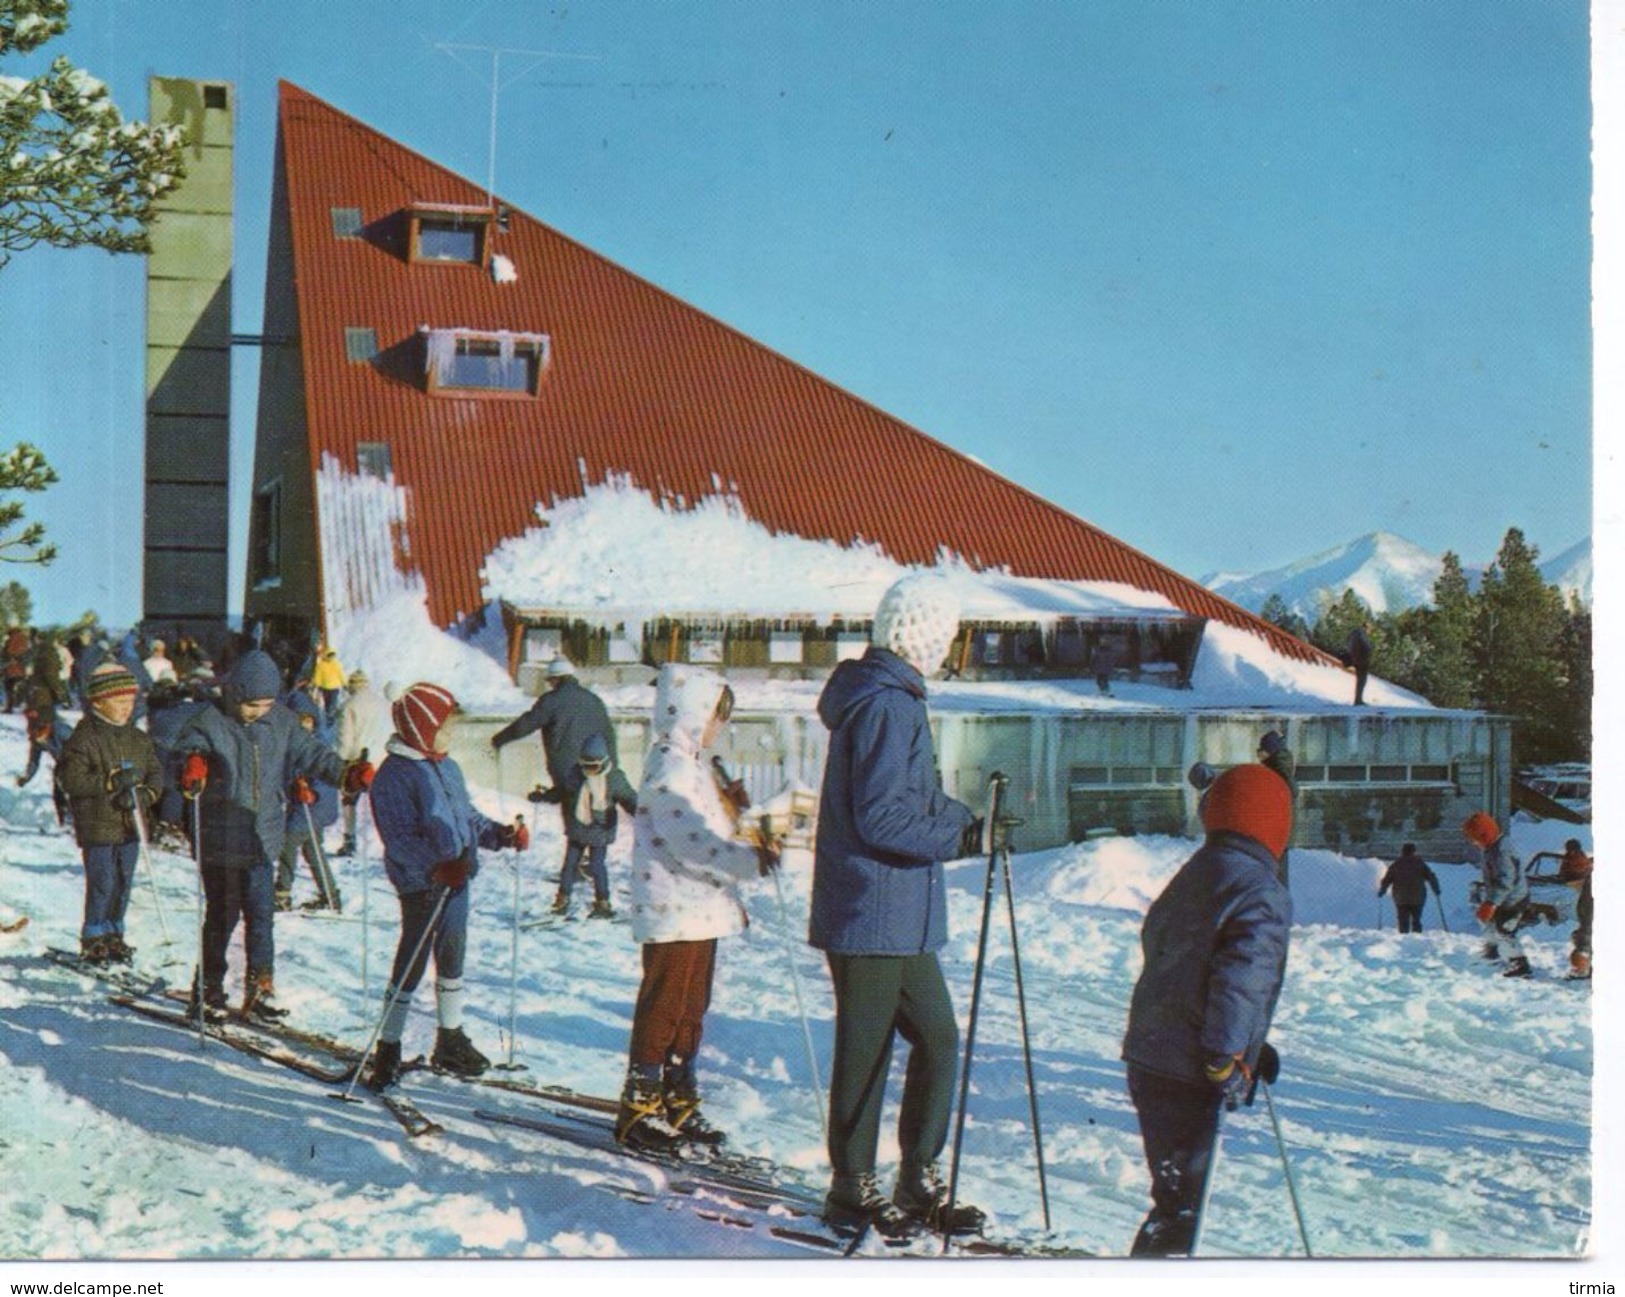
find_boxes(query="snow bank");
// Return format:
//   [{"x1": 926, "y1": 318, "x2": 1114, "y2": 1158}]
[{"x1": 1190, "y1": 620, "x2": 1429, "y2": 710}]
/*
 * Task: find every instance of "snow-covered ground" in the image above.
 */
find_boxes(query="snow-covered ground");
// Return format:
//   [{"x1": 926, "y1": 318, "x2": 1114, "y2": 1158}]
[{"x1": 0, "y1": 707, "x2": 1595, "y2": 1289}]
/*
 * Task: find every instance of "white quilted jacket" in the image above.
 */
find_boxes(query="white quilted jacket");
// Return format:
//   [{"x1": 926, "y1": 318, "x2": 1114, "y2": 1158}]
[{"x1": 629, "y1": 665, "x2": 762, "y2": 944}]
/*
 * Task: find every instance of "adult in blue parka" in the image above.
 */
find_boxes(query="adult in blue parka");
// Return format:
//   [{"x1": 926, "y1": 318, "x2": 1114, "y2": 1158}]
[
  {"x1": 809, "y1": 574, "x2": 985, "y2": 1242},
  {"x1": 1121, "y1": 762, "x2": 1293, "y2": 1257}
]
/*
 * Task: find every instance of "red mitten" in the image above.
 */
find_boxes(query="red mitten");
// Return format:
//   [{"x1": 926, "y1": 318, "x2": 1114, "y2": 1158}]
[
  {"x1": 293, "y1": 777, "x2": 317, "y2": 805},
  {"x1": 180, "y1": 753, "x2": 209, "y2": 795},
  {"x1": 341, "y1": 760, "x2": 375, "y2": 796},
  {"x1": 507, "y1": 821, "x2": 530, "y2": 852},
  {"x1": 430, "y1": 856, "x2": 470, "y2": 889},
  {"x1": 1475, "y1": 901, "x2": 1496, "y2": 924}
]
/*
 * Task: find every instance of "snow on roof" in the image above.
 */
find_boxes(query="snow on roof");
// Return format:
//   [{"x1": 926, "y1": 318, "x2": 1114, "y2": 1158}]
[{"x1": 481, "y1": 476, "x2": 1182, "y2": 624}]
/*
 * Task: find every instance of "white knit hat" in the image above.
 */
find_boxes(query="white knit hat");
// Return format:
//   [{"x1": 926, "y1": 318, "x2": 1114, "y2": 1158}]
[{"x1": 871, "y1": 574, "x2": 961, "y2": 676}]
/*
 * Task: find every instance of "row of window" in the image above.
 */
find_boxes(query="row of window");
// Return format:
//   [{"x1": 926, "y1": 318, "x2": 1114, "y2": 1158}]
[{"x1": 1069, "y1": 763, "x2": 1457, "y2": 790}]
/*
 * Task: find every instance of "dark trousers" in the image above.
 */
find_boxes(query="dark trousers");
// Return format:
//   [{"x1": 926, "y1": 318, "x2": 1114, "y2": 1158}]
[
  {"x1": 629, "y1": 939, "x2": 717, "y2": 1067},
  {"x1": 389, "y1": 886, "x2": 469, "y2": 994},
  {"x1": 201, "y1": 859, "x2": 276, "y2": 987},
  {"x1": 825, "y1": 951, "x2": 959, "y2": 1179},
  {"x1": 1127, "y1": 1064, "x2": 1223, "y2": 1256},
  {"x1": 559, "y1": 840, "x2": 610, "y2": 903},
  {"x1": 81, "y1": 840, "x2": 140, "y2": 939},
  {"x1": 1396, "y1": 903, "x2": 1424, "y2": 933}
]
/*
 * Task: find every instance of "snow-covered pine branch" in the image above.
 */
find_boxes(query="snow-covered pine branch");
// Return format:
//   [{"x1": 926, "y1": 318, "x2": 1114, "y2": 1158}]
[{"x1": 0, "y1": 0, "x2": 186, "y2": 266}]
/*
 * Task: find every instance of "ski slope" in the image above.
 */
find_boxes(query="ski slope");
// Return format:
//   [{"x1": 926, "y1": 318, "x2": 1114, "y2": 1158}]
[{"x1": 0, "y1": 711, "x2": 1592, "y2": 1274}]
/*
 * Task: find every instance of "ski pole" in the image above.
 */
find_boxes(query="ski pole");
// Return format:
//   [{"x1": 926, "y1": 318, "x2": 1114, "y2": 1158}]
[
  {"x1": 301, "y1": 800, "x2": 341, "y2": 910},
  {"x1": 1190, "y1": 1109, "x2": 1226, "y2": 1257},
  {"x1": 1261, "y1": 1081, "x2": 1314, "y2": 1256},
  {"x1": 186, "y1": 778, "x2": 206, "y2": 1049},
  {"x1": 999, "y1": 833, "x2": 1050, "y2": 1230},
  {"x1": 357, "y1": 792, "x2": 372, "y2": 1013},
  {"x1": 497, "y1": 845, "x2": 526, "y2": 1071},
  {"x1": 126, "y1": 785, "x2": 175, "y2": 951},
  {"x1": 766, "y1": 827, "x2": 826, "y2": 1142},
  {"x1": 334, "y1": 885, "x2": 452, "y2": 1104},
  {"x1": 1434, "y1": 891, "x2": 1451, "y2": 934},
  {"x1": 943, "y1": 772, "x2": 1007, "y2": 1254}
]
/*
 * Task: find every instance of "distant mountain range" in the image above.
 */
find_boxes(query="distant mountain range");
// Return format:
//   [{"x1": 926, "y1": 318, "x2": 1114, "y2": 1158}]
[{"x1": 1202, "y1": 531, "x2": 1591, "y2": 621}]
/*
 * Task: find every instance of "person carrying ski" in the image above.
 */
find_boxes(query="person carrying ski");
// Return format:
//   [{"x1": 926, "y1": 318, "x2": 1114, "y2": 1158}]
[
  {"x1": 176, "y1": 650, "x2": 367, "y2": 1022},
  {"x1": 548, "y1": 731, "x2": 637, "y2": 919},
  {"x1": 615, "y1": 664, "x2": 779, "y2": 1153},
  {"x1": 274, "y1": 692, "x2": 343, "y2": 912},
  {"x1": 809, "y1": 573, "x2": 988, "y2": 1241},
  {"x1": 55, "y1": 663, "x2": 163, "y2": 965},
  {"x1": 365, "y1": 682, "x2": 525, "y2": 1088},
  {"x1": 1121, "y1": 762, "x2": 1293, "y2": 1257},
  {"x1": 1463, "y1": 811, "x2": 1530, "y2": 978},
  {"x1": 332, "y1": 668, "x2": 391, "y2": 856},
  {"x1": 1379, "y1": 843, "x2": 1441, "y2": 934}
]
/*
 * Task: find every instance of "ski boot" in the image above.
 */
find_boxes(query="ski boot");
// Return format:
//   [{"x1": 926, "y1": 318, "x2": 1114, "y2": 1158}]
[
  {"x1": 588, "y1": 899, "x2": 616, "y2": 920},
  {"x1": 1502, "y1": 956, "x2": 1533, "y2": 979},
  {"x1": 243, "y1": 969, "x2": 289, "y2": 1022},
  {"x1": 331, "y1": 837, "x2": 356, "y2": 859},
  {"x1": 431, "y1": 1026, "x2": 491, "y2": 1078},
  {"x1": 79, "y1": 935, "x2": 111, "y2": 966},
  {"x1": 189, "y1": 977, "x2": 229, "y2": 1024},
  {"x1": 614, "y1": 1064, "x2": 685, "y2": 1153},
  {"x1": 300, "y1": 894, "x2": 341, "y2": 913},
  {"x1": 549, "y1": 893, "x2": 571, "y2": 917},
  {"x1": 104, "y1": 935, "x2": 135, "y2": 966},
  {"x1": 822, "y1": 1172, "x2": 922, "y2": 1241},
  {"x1": 366, "y1": 1039, "x2": 404, "y2": 1091},
  {"x1": 893, "y1": 1160, "x2": 986, "y2": 1235},
  {"x1": 1568, "y1": 951, "x2": 1592, "y2": 980},
  {"x1": 274, "y1": 889, "x2": 294, "y2": 913},
  {"x1": 662, "y1": 1056, "x2": 725, "y2": 1147},
  {"x1": 1130, "y1": 1207, "x2": 1198, "y2": 1257}
]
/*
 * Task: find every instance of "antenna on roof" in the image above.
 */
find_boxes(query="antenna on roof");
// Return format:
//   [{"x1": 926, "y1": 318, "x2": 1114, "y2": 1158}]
[{"x1": 433, "y1": 42, "x2": 600, "y2": 208}]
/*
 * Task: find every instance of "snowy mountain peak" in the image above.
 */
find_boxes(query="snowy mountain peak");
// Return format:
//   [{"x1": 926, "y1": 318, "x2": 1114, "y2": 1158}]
[{"x1": 1202, "y1": 531, "x2": 1443, "y2": 620}]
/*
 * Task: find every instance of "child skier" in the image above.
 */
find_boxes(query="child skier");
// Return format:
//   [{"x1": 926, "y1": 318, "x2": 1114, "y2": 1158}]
[
  {"x1": 365, "y1": 682, "x2": 526, "y2": 1087},
  {"x1": 550, "y1": 731, "x2": 637, "y2": 918},
  {"x1": 1464, "y1": 811, "x2": 1531, "y2": 978},
  {"x1": 177, "y1": 650, "x2": 363, "y2": 1021},
  {"x1": 615, "y1": 664, "x2": 779, "y2": 1152},
  {"x1": 55, "y1": 662, "x2": 163, "y2": 964}
]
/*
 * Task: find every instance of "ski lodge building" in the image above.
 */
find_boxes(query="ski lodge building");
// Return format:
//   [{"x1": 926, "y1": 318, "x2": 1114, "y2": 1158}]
[{"x1": 145, "y1": 80, "x2": 1511, "y2": 859}]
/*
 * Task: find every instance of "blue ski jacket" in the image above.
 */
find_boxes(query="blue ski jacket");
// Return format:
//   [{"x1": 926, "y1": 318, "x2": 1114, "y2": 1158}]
[
  {"x1": 369, "y1": 739, "x2": 505, "y2": 896},
  {"x1": 1122, "y1": 830, "x2": 1292, "y2": 1086},
  {"x1": 809, "y1": 647, "x2": 975, "y2": 956}
]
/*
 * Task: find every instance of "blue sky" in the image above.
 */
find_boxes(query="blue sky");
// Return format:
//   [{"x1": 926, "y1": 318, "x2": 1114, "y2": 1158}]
[{"x1": 0, "y1": 0, "x2": 1595, "y2": 628}]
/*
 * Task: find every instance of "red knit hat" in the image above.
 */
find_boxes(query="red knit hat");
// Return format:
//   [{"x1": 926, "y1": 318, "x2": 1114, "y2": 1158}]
[
  {"x1": 1201, "y1": 764, "x2": 1293, "y2": 859},
  {"x1": 393, "y1": 682, "x2": 459, "y2": 756},
  {"x1": 1462, "y1": 811, "x2": 1501, "y2": 848}
]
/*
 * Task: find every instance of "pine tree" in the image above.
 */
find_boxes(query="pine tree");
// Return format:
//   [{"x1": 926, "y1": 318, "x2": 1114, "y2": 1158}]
[
  {"x1": 1475, "y1": 528, "x2": 1570, "y2": 763},
  {"x1": 0, "y1": 578, "x2": 31, "y2": 625},
  {"x1": 1557, "y1": 597, "x2": 1592, "y2": 761},
  {"x1": 1309, "y1": 588, "x2": 1373, "y2": 660},
  {"x1": 1, "y1": 0, "x2": 186, "y2": 266},
  {"x1": 1258, "y1": 592, "x2": 1311, "y2": 642},
  {"x1": 1417, "y1": 551, "x2": 1477, "y2": 708},
  {"x1": 0, "y1": 442, "x2": 56, "y2": 563}
]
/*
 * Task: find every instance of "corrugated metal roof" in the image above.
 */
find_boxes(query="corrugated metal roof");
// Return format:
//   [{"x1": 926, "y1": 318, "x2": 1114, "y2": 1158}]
[{"x1": 276, "y1": 82, "x2": 1331, "y2": 666}]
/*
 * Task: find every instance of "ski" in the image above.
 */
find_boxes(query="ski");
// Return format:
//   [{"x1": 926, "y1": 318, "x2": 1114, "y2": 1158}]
[
  {"x1": 154, "y1": 987, "x2": 368, "y2": 1062},
  {"x1": 376, "y1": 1088, "x2": 443, "y2": 1137},
  {"x1": 109, "y1": 993, "x2": 358, "y2": 1084},
  {"x1": 1, "y1": 915, "x2": 28, "y2": 934},
  {"x1": 44, "y1": 946, "x2": 169, "y2": 999}
]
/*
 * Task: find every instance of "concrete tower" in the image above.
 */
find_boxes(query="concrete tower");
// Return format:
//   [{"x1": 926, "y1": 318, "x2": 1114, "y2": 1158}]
[{"x1": 143, "y1": 76, "x2": 234, "y2": 644}]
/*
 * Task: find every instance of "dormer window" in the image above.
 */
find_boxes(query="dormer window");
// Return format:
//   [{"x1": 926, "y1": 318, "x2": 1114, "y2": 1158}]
[
  {"x1": 423, "y1": 327, "x2": 551, "y2": 397},
  {"x1": 408, "y1": 203, "x2": 493, "y2": 267}
]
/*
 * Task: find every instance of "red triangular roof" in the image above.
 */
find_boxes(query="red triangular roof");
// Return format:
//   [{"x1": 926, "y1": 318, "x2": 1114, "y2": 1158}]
[{"x1": 274, "y1": 81, "x2": 1327, "y2": 664}]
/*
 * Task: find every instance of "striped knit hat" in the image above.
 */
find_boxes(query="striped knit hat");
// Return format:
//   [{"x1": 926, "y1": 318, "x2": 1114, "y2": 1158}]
[
  {"x1": 87, "y1": 661, "x2": 139, "y2": 705},
  {"x1": 393, "y1": 682, "x2": 459, "y2": 756}
]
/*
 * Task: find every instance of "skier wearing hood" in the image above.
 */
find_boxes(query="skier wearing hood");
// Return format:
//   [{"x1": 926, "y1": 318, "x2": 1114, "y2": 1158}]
[
  {"x1": 1464, "y1": 811, "x2": 1531, "y2": 978},
  {"x1": 809, "y1": 574, "x2": 986, "y2": 1241},
  {"x1": 175, "y1": 650, "x2": 366, "y2": 1022},
  {"x1": 1122, "y1": 762, "x2": 1294, "y2": 1257},
  {"x1": 365, "y1": 683, "x2": 526, "y2": 1088},
  {"x1": 614, "y1": 663, "x2": 779, "y2": 1153}
]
